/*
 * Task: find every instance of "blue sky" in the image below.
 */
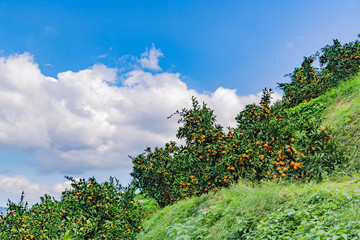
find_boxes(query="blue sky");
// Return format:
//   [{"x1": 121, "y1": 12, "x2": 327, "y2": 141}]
[{"x1": 0, "y1": 0, "x2": 360, "y2": 206}]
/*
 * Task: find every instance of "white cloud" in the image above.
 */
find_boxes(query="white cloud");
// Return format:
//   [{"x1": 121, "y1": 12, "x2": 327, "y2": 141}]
[
  {"x1": 0, "y1": 175, "x2": 48, "y2": 197},
  {"x1": 0, "y1": 49, "x2": 282, "y2": 174},
  {"x1": 0, "y1": 175, "x2": 72, "y2": 205},
  {"x1": 138, "y1": 44, "x2": 164, "y2": 71},
  {"x1": 52, "y1": 180, "x2": 74, "y2": 194}
]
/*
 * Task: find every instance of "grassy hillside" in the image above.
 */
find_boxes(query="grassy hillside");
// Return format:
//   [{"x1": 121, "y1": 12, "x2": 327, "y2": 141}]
[
  {"x1": 323, "y1": 76, "x2": 360, "y2": 169},
  {"x1": 136, "y1": 177, "x2": 360, "y2": 239},
  {"x1": 293, "y1": 74, "x2": 360, "y2": 169},
  {"x1": 135, "y1": 75, "x2": 360, "y2": 239}
]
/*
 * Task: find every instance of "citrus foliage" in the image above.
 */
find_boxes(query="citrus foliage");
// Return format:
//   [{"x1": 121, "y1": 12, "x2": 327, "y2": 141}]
[
  {"x1": 234, "y1": 89, "x2": 345, "y2": 183},
  {"x1": 131, "y1": 91, "x2": 346, "y2": 207},
  {"x1": 0, "y1": 177, "x2": 143, "y2": 239},
  {"x1": 279, "y1": 34, "x2": 360, "y2": 107},
  {"x1": 131, "y1": 97, "x2": 229, "y2": 207},
  {"x1": 130, "y1": 142, "x2": 184, "y2": 207}
]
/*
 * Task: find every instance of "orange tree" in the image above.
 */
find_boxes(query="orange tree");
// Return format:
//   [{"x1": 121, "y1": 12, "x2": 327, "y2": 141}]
[
  {"x1": 171, "y1": 97, "x2": 233, "y2": 195},
  {"x1": 279, "y1": 34, "x2": 360, "y2": 107},
  {"x1": 131, "y1": 92, "x2": 347, "y2": 207},
  {"x1": 169, "y1": 97, "x2": 254, "y2": 199},
  {"x1": 320, "y1": 36, "x2": 360, "y2": 83},
  {"x1": 279, "y1": 56, "x2": 323, "y2": 106},
  {"x1": 233, "y1": 88, "x2": 346, "y2": 183},
  {"x1": 0, "y1": 176, "x2": 143, "y2": 239},
  {"x1": 131, "y1": 141, "x2": 185, "y2": 207},
  {"x1": 131, "y1": 97, "x2": 236, "y2": 206}
]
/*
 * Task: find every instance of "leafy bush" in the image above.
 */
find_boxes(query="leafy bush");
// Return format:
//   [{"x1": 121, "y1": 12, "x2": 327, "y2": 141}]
[
  {"x1": 0, "y1": 177, "x2": 143, "y2": 239},
  {"x1": 235, "y1": 88, "x2": 346, "y2": 183},
  {"x1": 131, "y1": 97, "x2": 228, "y2": 207}
]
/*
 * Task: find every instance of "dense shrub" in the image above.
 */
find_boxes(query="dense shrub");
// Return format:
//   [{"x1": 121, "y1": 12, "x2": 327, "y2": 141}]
[
  {"x1": 131, "y1": 97, "x2": 229, "y2": 207},
  {"x1": 0, "y1": 177, "x2": 143, "y2": 239},
  {"x1": 233, "y1": 89, "x2": 345, "y2": 183},
  {"x1": 131, "y1": 141, "x2": 185, "y2": 207}
]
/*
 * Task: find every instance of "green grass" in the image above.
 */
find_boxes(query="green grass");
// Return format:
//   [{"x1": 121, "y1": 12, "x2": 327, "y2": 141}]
[
  {"x1": 322, "y1": 76, "x2": 360, "y2": 170},
  {"x1": 136, "y1": 176, "x2": 360, "y2": 239}
]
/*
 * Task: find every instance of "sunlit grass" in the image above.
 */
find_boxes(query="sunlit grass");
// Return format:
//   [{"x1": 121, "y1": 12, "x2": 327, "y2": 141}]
[{"x1": 136, "y1": 175, "x2": 360, "y2": 239}]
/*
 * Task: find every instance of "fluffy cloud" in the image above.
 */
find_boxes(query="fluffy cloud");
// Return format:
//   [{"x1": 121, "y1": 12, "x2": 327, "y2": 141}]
[
  {"x1": 52, "y1": 180, "x2": 74, "y2": 195},
  {"x1": 0, "y1": 175, "x2": 72, "y2": 205},
  {"x1": 138, "y1": 44, "x2": 164, "y2": 71},
  {"x1": 0, "y1": 49, "x2": 282, "y2": 174}
]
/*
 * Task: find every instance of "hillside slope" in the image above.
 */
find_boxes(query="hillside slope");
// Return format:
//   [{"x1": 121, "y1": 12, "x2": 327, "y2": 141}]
[
  {"x1": 293, "y1": 74, "x2": 360, "y2": 169},
  {"x1": 136, "y1": 75, "x2": 360, "y2": 239},
  {"x1": 323, "y1": 76, "x2": 360, "y2": 168}
]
